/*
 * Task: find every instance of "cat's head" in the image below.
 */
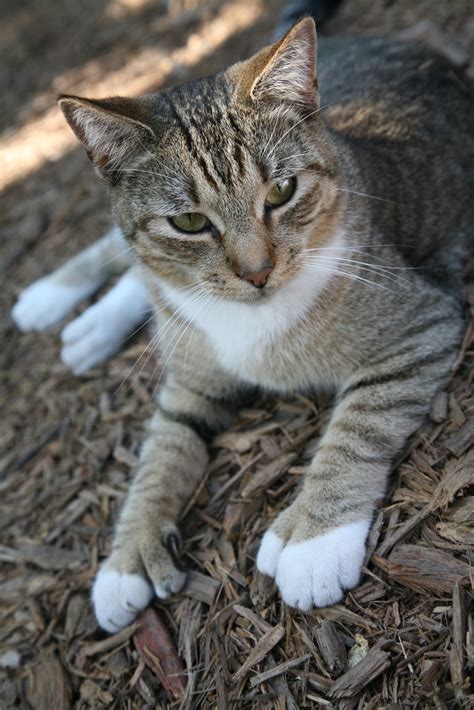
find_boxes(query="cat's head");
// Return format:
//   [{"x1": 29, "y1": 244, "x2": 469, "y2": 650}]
[{"x1": 59, "y1": 18, "x2": 342, "y2": 302}]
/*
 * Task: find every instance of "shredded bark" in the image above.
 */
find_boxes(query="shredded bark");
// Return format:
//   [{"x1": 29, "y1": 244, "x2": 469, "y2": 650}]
[{"x1": 1, "y1": 0, "x2": 473, "y2": 707}]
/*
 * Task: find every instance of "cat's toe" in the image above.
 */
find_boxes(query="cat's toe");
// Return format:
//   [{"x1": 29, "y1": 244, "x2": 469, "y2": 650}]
[
  {"x1": 12, "y1": 279, "x2": 87, "y2": 331},
  {"x1": 92, "y1": 568, "x2": 153, "y2": 632},
  {"x1": 256, "y1": 530, "x2": 284, "y2": 577},
  {"x1": 268, "y1": 519, "x2": 371, "y2": 611},
  {"x1": 153, "y1": 568, "x2": 187, "y2": 599},
  {"x1": 143, "y1": 536, "x2": 187, "y2": 599}
]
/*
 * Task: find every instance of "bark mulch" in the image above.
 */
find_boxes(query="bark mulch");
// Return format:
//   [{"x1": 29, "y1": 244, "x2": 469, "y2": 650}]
[{"x1": 1, "y1": 0, "x2": 473, "y2": 707}]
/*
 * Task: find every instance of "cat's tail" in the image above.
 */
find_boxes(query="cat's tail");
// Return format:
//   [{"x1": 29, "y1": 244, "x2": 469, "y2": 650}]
[{"x1": 273, "y1": 0, "x2": 343, "y2": 40}]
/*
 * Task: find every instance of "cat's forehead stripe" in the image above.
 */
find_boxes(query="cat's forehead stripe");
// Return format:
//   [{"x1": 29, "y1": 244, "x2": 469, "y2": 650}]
[
  {"x1": 164, "y1": 81, "x2": 249, "y2": 192},
  {"x1": 163, "y1": 92, "x2": 220, "y2": 192}
]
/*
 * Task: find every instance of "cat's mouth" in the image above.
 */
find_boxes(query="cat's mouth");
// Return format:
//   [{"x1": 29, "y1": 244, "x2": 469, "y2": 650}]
[{"x1": 217, "y1": 264, "x2": 301, "y2": 304}]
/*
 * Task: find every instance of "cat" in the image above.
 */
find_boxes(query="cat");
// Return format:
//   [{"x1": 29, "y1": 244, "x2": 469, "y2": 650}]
[
  {"x1": 12, "y1": 13, "x2": 474, "y2": 632},
  {"x1": 11, "y1": 0, "x2": 341, "y2": 374}
]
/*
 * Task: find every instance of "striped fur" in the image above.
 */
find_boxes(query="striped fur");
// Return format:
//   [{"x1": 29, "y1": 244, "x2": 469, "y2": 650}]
[{"x1": 53, "y1": 19, "x2": 472, "y2": 628}]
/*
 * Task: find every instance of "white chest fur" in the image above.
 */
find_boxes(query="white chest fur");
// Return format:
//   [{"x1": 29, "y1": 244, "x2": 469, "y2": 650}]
[{"x1": 159, "y1": 231, "x2": 346, "y2": 381}]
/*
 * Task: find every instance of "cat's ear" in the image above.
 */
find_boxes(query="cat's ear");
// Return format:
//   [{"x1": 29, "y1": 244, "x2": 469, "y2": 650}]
[
  {"x1": 58, "y1": 95, "x2": 156, "y2": 179},
  {"x1": 238, "y1": 18, "x2": 318, "y2": 112}
]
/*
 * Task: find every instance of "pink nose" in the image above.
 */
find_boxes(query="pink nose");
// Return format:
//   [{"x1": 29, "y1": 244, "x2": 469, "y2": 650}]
[{"x1": 239, "y1": 264, "x2": 273, "y2": 288}]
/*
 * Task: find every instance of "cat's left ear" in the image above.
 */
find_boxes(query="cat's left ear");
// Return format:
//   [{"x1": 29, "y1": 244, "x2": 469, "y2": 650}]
[
  {"x1": 58, "y1": 95, "x2": 156, "y2": 180},
  {"x1": 237, "y1": 18, "x2": 318, "y2": 112}
]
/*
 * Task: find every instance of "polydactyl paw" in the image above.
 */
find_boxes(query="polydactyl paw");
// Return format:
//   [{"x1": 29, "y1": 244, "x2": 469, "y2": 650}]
[
  {"x1": 93, "y1": 529, "x2": 186, "y2": 633},
  {"x1": 257, "y1": 510, "x2": 371, "y2": 611}
]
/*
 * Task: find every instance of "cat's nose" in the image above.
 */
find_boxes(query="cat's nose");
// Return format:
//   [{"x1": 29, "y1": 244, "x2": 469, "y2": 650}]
[{"x1": 238, "y1": 262, "x2": 274, "y2": 288}]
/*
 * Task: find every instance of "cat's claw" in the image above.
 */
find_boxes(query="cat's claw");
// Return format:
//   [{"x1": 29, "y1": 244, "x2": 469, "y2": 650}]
[
  {"x1": 12, "y1": 279, "x2": 90, "y2": 332},
  {"x1": 92, "y1": 569, "x2": 154, "y2": 633},
  {"x1": 256, "y1": 519, "x2": 370, "y2": 611}
]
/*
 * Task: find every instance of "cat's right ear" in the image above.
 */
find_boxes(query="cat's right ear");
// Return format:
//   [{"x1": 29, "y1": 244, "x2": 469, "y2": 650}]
[{"x1": 58, "y1": 95, "x2": 156, "y2": 180}]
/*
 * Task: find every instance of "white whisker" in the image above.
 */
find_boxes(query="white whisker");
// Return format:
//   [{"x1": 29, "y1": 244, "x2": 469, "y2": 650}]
[
  {"x1": 115, "y1": 280, "x2": 208, "y2": 393},
  {"x1": 267, "y1": 101, "x2": 339, "y2": 158},
  {"x1": 303, "y1": 255, "x2": 409, "y2": 285},
  {"x1": 100, "y1": 245, "x2": 133, "y2": 267},
  {"x1": 301, "y1": 260, "x2": 394, "y2": 292},
  {"x1": 301, "y1": 246, "x2": 420, "y2": 268},
  {"x1": 152, "y1": 290, "x2": 215, "y2": 392},
  {"x1": 335, "y1": 187, "x2": 403, "y2": 206}
]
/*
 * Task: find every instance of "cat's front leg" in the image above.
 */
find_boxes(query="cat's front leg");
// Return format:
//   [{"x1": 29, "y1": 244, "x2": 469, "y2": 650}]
[
  {"x1": 257, "y1": 315, "x2": 463, "y2": 610},
  {"x1": 93, "y1": 407, "x2": 208, "y2": 631},
  {"x1": 93, "y1": 364, "x2": 243, "y2": 632}
]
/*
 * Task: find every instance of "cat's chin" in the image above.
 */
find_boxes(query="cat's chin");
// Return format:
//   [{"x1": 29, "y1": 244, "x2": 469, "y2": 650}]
[{"x1": 221, "y1": 290, "x2": 275, "y2": 306}]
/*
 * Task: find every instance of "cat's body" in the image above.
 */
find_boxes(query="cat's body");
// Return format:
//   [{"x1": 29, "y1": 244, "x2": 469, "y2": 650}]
[{"x1": 13, "y1": 19, "x2": 473, "y2": 631}]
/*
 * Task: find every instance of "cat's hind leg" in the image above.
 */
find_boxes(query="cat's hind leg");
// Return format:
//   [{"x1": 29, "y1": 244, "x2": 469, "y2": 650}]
[
  {"x1": 12, "y1": 226, "x2": 132, "y2": 331},
  {"x1": 61, "y1": 266, "x2": 151, "y2": 374}
]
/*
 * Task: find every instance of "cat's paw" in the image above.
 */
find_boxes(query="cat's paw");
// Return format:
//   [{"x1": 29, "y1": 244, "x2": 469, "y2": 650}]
[
  {"x1": 92, "y1": 530, "x2": 186, "y2": 632},
  {"x1": 257, "y1": 519, "x2": 371, "y2": 611},
  {"x1": 92, "y1": 569, "x2": 154, "y2": 632},
  {"x1": 61, "y1": 272, "x2": 150, "y2": 374},
  {"x1": 12, "y1": 278, "x2": 89, "y2": 331},
  {"x1": 61, "y1": 302, "x2": 126, "y2": 374}
]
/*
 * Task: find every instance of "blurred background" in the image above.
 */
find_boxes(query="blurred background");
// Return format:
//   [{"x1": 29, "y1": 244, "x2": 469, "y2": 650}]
[{"x1": 1, "y1": 1, "x2": 473, "y2": 707}]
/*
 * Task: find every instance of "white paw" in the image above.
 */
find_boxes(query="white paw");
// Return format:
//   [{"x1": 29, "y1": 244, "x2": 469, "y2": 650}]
[
  {"x1": 257, "y1": 519, "x2": 371, "y2": 611},
  {"x1": 61, "y1": 304, "x2": 125, "y2": 374},
  {"x1": 61, "y1": 272, "x2": 150, "y2": 374},
  {"x1": 12, "y1": 279, "x2": 89, "y2": 331},
  {"x1": 92, "y1": 569, "x2": 154, "y2": 633}
]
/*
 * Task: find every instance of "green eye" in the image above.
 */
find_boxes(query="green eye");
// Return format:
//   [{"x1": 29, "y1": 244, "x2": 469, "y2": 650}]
[
  {"x1": 265, "y1": 177, "x2": 297, "y2": 208},
  {"x1": 169, "y1": 212, "x2": 210, "y2": 233}
]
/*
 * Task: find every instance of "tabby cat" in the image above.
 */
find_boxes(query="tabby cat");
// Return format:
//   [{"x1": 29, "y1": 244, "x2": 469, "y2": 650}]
[{"x1": 13, "y1": 16, "x2": 473, "y2": 632}]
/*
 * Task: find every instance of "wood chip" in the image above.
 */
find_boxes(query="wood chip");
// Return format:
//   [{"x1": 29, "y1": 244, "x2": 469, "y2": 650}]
[
  {"x1": 313, "y1": 605, "x2": 376, "y2": 631},
  {"x1": 241, "y1": 452, "x2": 297, "y2": 497},
  {"x1": 449, "y1": 582, "x2": 467, "y2": 689},
  {"x1": 373, "y1": 545, "x2": 469, "y2": 594},
  {"x1": 26, "y1": 649, "x2": 71, "y2": 710},
  {"x1": 13, "y1": 543, "x2": 85, "y2": 570},
  {"x1": 183, "y1": 570, "x2": 220, "y2": 605},
  {"x1": 444, "y1": 418, "x2": 474, "y2": 456},
  {"x1": 232, "y1": 604, "x2": 272, "y2": 635},
  {"x1": 250, "y1": 654, "x2": 311, "y2": 688},
  {"x1": 81, "y1": 624, "x2": 138, "y2": 657},
  {"x1": 377, "y1": 450, "x2": 474, "y2": 556},
  {"x1": 328, "y1": 642, "x2": 391, "y2": 699},
  {"x1": 79, "y1": 679, "x2": 114, "y2": 707},
  {"x1": 313, "y1": 620, "x2": 347, "y2": 675},
  {"x1": 233, "y1": 624, "x2": 285, "y2": 681},
  {"x1": 133, "y1": 608, "x2": 187, "y2": 700}
]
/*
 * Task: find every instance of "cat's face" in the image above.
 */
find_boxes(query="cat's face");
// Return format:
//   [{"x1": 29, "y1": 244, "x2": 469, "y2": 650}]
[{"x1": 60, "y1": 19, "x2": 342, "y2": 303}]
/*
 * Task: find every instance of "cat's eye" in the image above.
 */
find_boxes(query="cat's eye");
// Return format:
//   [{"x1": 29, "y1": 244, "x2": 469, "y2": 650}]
[
  {"x1": 265, "y1": 177, "x2": 297, "y2": 208},
  {"x1": 169, "y1": 212, "x2": 210, "y2": 234}
]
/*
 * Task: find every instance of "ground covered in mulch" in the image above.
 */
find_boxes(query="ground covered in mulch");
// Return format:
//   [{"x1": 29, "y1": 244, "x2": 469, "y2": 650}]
[{"x1": 1, "y1": 1, "x2": 473, "y2": 707}]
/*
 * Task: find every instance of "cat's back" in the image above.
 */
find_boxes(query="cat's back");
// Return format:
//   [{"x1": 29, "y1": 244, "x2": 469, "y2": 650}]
[
  {"x1": 318, "y1": 35, "x2": 474, "y2": 261},
  {"x1": 319, "y1": 35, "x2": 474, "y2": 145}
]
